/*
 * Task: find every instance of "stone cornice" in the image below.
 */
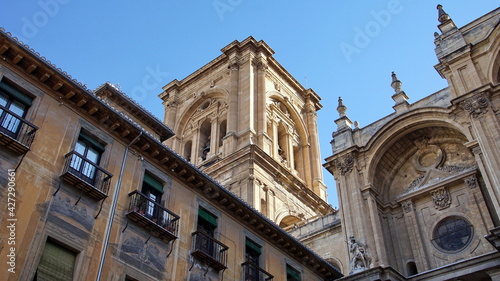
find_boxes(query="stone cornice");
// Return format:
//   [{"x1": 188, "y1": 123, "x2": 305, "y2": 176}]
[
  {"x1": 203, "y1": 144, "x2": 335, "y2": 216},
  {"x1": 159, "y1": 36, "x2": 322, "y2": 110},
  {"x1": 95, "y1": 82, "x2": 174, "y2": 141}
]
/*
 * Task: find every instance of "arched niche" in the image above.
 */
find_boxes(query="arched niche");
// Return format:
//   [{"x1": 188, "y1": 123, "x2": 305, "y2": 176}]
[{"x1": 369, "y1": 125, "x2": 475, "y2": 203}]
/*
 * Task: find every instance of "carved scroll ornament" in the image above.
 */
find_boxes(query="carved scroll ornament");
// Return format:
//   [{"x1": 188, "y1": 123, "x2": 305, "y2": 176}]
[
  {"x1": 333, "y1": 152, "x2": 357, "y2": 176},
  {"x1": 459, "y1": 93, "x2": 490, "y2": 118}
]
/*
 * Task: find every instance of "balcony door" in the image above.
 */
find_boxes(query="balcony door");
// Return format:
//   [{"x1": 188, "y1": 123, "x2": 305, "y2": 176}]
[
  {"x1": 69, "y1": 135, "x2": 103, "y2": 185},
  {"x1": 142, "y1": 174, "x2": 163, "y2": 220},
  {"x1": 0, "y1": 91, "x2": 28, "y2": 138},
  {"x1": 196, "y1": 208, "x2": 217, "y2": 257},
  {"x1": 245, "y1": 239, "x2": 262, "y2": 280}
]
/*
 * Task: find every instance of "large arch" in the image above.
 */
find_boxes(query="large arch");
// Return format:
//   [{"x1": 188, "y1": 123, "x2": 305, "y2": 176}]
[
  {"x1": 363, "y1": 109, "x2": 474, "y2": 203},
  {"x1": 267, "y1": 91, "x2": 310, "y2": 147},
  {"x1": 174, "y1": 88, "x2": 229, "y2": 136},
  {"x1": 486, "y1": 22, "x2": 500, "y2": 85}
]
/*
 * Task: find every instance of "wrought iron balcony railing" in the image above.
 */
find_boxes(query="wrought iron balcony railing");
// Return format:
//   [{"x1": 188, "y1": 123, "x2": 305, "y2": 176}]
[
  {"x1": 241, "y1": 261, "x2": 274, "y2": 281},
  {"x1": 60, "y1": 151, "x2": 112, "y2": 201},
  {"x1": 126, "y1": 190, "x2": 180, "y2": 242},
  {"x1": 0, "y1": 105, "x2": 38, "y2": 154},
  {"x1": 191, "y1": 230, "x2": 229, "y2": 271}
]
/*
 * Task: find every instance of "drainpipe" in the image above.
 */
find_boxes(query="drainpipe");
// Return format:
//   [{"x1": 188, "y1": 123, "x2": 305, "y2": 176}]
[{"x1": 96, "y1": 131, "x2": 142, "y2": 281}]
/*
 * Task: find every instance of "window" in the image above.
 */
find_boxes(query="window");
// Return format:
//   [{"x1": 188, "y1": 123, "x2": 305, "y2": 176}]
[
  {"x1": 244, "y1": 238, "x2": 262, "y2": 280},
  {"x1": 33, "y1": 240, "x2": 77, "y2": 281},
  {"x1": 69, "y1": 133, "x2": 104, "y2": 185},
  {"x1": 198, "y1": 207, "x2": 217, "y2": 237},
  {"x1": 141, "y1": 173, "x2": 163, "y2": 218},
  {"x1": 0, "y1": 81, "x2": 32, "y2": 138},
  {"x1": 196, "y1": 207, "x2": 217, "y2": 255},
  {"x1": 432, "y1": 216, "x2": 473, "y2": 252},
  {"x1": 286, "y1": 264, "x2": 301, "y2": 281}
]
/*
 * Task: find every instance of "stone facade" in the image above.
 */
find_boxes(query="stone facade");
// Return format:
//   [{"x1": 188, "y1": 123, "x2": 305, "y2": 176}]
[
  {"x1": 321, "y1": 6, "x2": 500, "y2": 280},
  {"x1": 159, "y1": 37, "x2": 333, "y2": 227}
]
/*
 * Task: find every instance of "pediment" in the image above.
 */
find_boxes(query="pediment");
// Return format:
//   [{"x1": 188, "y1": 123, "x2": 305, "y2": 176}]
[{"x1": 400, "y1": 165, "x2": 476, "y2": 199}]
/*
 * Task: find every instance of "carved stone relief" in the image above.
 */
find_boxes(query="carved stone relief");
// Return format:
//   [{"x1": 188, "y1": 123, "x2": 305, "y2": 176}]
[
  {"x1": 458, "y1": 93, "x2": 490, "y2": 118},
  {"x1": 333, "y1": 152, "x2": 357, "y2": 176},
  {"x1": 464, "y1": 175, "x2": 478, "y2": 189},
  {"x1": 431, "y1": 187, "x2": 451, "y2": 210},
  {"x1": 401, "y1": 200, "x2": 414, "y2": 213}
]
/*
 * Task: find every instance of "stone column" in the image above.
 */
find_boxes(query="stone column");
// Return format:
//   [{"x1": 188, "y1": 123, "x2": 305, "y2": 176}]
[
  {"x1": 305, "y1": 98, "x2": 322, "y2": 194},
  {"x1": 286, "y1": 129, "x2": 294, "y2": 170},
  {"x1": 272, "y1": 117, "x2": 279, "y2": 159},
  {"x1": 209, "y1": 114, "x2": 218, "y2": 157},
  {"x1": 255, "y1": 57, "x2": 268, "y2": 147}
]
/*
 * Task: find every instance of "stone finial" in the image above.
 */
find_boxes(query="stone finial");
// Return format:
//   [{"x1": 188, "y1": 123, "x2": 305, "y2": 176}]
[
  {"x1": 437, "y1": 4, "x2": 450, "y2": 23},
  {"x1": 337, "y1": 97, "x2": 347, "y2": 117},
  {"x1": 391, "y1": 71, "x2": 402, "y2": 93}
]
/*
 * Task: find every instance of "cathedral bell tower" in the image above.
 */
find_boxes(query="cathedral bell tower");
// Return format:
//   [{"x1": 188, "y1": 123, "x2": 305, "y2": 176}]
[{"x1": 159, "y1": 37, "x2": 333, "y2": 226}]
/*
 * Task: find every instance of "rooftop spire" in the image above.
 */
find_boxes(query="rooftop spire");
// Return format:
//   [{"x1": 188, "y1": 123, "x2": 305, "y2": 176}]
[
  {"x1": 337, "y1": 97, "x2": 347, "y2": 117},
  {"x1": 437, "y1": 4, "x2": 450, "y2": 23},
  {"x1": 390, "y1": 72, "x2": 409, "y2": 113},
  {"x1": 391, "y1": 71, "x2": 402, "y2": 93}
]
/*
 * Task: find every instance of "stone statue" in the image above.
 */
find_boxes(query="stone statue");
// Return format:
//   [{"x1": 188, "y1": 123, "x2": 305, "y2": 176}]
[{"x1": 349, "y1": 236, "x2": 371, "y2": 274}]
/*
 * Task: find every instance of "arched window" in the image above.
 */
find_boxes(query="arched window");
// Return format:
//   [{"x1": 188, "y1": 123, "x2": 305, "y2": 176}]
[
  {"x1": 278, "y1": 123, "x2": 288, "y2": 165},
  {"x1": 406, "y1": 261, "x2": 418, "y2": 276},
  {"x1": 184, "y1": 140, "x2": 192, "y2": 162},
  {"x1": 219, "y1": 119, "x2": 227, "y2": 147},
  {"x1": 199, "y1": 119, "x2": 211, "y2": 161}
]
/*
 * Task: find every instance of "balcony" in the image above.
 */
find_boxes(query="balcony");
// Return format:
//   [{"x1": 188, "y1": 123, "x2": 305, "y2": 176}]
[
  {"x1": 126, "y1": 190, "x2": 180, "y2": 242},
  {"x1": 241, "y1": 261, "x2": 274, "y2": 281},
  {"x1": 60, "y1": 151, "x2": 112, "y2": 201},
  {"x1": 191, "y1": 231, "x2": 229, "y2": 271},
  {"x1": 0, "y1": 105, "x2": 38, "y2": 154}
]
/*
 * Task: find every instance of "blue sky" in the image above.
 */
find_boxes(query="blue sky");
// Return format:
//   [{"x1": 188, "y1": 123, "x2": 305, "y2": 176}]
[{"x1": 2, "y1": 1, "x2": 499, "y2": 208}]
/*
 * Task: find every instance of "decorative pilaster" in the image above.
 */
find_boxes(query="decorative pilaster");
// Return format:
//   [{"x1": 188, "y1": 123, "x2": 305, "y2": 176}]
[{"x1": 400, "y1": 199, "x2": 430, "y2": 271}]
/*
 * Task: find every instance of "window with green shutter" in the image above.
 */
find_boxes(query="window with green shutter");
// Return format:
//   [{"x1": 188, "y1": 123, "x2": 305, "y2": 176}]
[
  {"x1": 34, "y1": 240, "x2": 77, "y2": 281},
  {"x1": 286, "y1": 264, "x2": 301, "y2": 281}
]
